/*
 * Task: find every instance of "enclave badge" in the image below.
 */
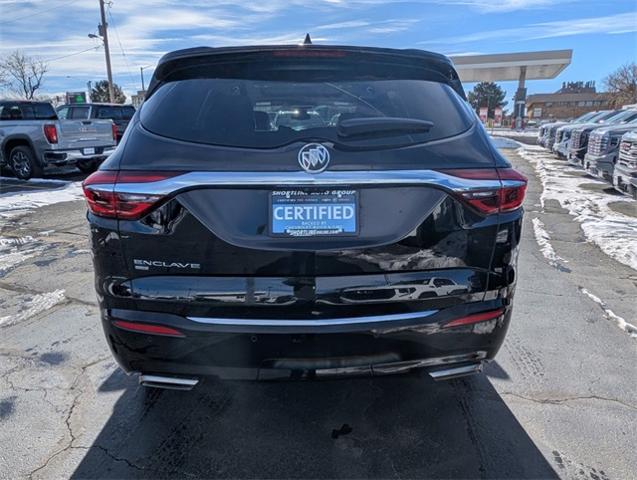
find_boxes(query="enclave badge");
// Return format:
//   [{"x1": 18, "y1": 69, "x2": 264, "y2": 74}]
[
  {"x1": 298, "y1": 143, "x2": 330, "y2": 173},
  {"x1": 134, "y1": 259, "x2": 201, "y2": 271}
]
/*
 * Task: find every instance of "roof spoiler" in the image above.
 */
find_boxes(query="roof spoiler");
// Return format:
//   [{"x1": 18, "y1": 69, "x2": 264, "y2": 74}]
[{"x1": 146, "y1": 45, "x2": 466, "y2": 100}]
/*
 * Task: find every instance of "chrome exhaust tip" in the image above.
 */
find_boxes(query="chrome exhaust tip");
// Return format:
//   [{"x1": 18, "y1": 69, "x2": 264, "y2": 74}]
[
  {"x1": 429, "y1": 363, "x2": 483, "y2": 381},
  {"x1": 139, "y1": 374, "x2": 199, "y2": 390}
]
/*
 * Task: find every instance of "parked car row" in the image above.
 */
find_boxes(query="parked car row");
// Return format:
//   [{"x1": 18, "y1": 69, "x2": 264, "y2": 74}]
[
  {"x1": 0, "y1": 100, "x2": 135, "y2": 179},
  {"x1": 537, "y1": 109, "x2": 637, "y2": 199}
]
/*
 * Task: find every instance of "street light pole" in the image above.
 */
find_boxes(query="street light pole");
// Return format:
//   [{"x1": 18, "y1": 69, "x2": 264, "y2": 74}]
[
  {"x1": 98, "y1": 0, "x2": 114, "y2": 103},
  {"x1": 139, "y1": 66, "x2": 151, "y2": 91}
]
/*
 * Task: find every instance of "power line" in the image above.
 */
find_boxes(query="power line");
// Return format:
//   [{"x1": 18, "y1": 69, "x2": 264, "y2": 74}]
[
  {"x1": 106, "y1": 6, "x2": 136, "y2": 86},
  {"x1": 46, "y1": 45, "x2": 101, "y2": 63},
  {"x1": 0, "y1": 0, "x2": 78, "y2": 25}
]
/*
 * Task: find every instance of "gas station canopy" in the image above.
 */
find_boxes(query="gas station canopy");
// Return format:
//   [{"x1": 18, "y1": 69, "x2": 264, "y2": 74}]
[
  {"x1": 449, "y1": 50, "x2": 573, "y2": 83},
  {"x1": 448, "y1": 49, "x2": 573, "y2": 127}
]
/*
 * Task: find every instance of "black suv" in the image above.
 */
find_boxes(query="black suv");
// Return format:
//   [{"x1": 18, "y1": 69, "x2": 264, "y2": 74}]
[
  {"x1": 83, "y1": 45, "x2": 526, "y2": 390},
  {"x1": 57, "y1": 103, "x2": 135, "y2": 142}
]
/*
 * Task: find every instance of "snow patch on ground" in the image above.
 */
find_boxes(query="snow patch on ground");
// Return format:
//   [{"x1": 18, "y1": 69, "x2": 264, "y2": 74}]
[
  {"x1": 0, "y1": 182, "x2": 82, "y2": 273},
  {"x1": 490, "y1": 136, "x2": 523, "y2": 149},
  {"x1": 0, "y1": 289, "x2": 66, "y2": 327},
  {"x1": 490, "y1": 129, "x2": 539, "y2": 140},
  {"x1": 0, "y1": 236, "x2": 46, "y2": 276},
  {"x1": 579, "y1": 287, "x2": 637, "y2": 338},
  {"x1": 531, "y1": 217, "x2": 569, "y2": 271},
  {"x1": 519, "y1": 147, "x2": 637, "y2": 271},
  {"x1": 0, "y1": 175, "x2": 70, "y2": 185},
  {"x1": 0, "y1": 181, "x2": 83, "y2": 220}
]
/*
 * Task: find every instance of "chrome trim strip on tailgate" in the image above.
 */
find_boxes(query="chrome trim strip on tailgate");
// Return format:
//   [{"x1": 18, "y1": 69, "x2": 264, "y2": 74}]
[
  {"x1": 108, "y1": 170, "x2": 509, "y2": 196},
  {"x1": 188, "y1": 309, "x2": 438, "y2": 326}
]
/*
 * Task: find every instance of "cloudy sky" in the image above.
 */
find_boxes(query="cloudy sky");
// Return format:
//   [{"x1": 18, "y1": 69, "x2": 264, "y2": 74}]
[{"x1": 0, "y1": 0, "x2": 635, "y2": 106}]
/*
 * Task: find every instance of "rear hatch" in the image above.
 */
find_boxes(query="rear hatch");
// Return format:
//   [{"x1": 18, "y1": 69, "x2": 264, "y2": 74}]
[
  {"x1": 88, "y1": 46, "x2": 523, "y2": 317},
  {"x1": 57, "y1": 118, "x2": 115, "y2": 151}
]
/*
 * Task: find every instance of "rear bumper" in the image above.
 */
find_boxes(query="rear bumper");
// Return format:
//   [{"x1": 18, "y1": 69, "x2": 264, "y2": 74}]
[
  {"x1": 101, "y1": 301, "x2": 512, "y2": 381},
  {"x1": 43, "y1": 146, "x2": 116, "y2": 166}
]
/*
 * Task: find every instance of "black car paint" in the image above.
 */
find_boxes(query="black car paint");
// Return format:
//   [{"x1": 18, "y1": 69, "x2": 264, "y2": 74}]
[{"x1": 87, "y1": 45, "x2": 523, "y2": 383}]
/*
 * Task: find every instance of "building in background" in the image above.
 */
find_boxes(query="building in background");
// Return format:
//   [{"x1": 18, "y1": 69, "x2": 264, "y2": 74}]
[
  {"x1": 131, "y1": 90, "x2": 146, "y2": 108},
  {"x1": 526, "y1": 81, "x2": 610, "y2": 121}
]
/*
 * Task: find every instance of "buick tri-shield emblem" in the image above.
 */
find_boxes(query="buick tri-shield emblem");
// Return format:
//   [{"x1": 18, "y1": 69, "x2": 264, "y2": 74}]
[{"x1": 298, "y1": 143, "x2": 330, "y2": 173}]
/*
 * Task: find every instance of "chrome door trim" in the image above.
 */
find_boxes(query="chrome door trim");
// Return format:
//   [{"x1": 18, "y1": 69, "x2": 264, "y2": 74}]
[
  {"x1": 105, "y1": 170, "x2": 509, "y2": 196},
  {"x1": 187, "y1": 309, "x2": 438, "y2": 326}
]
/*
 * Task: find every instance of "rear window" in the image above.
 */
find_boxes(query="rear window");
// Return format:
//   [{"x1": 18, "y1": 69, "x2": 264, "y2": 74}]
[
  {"x1": 70, "y1": 107, "x2": 90, "y2": 119},
  {"x1": 0, "y1": 102, "x2": 56, "y2": 120},
  {"x1": 122, "y1": 106, "x2": 136, "y2": 120},
  {"x1": 97, "y1": 106, "x2": 122, "y2": 120},
  {"x1": 140, "y1": 78, "x2": 473, "y2": 148}
]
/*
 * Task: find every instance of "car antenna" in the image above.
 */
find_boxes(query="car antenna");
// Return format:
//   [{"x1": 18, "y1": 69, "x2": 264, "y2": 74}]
[{"x1": 303, "y1": 33, "x2": 312, "y2": 45}]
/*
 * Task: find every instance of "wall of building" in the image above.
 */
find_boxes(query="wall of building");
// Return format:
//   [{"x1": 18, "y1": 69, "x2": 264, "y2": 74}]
[
  {"x1": 526, "y1": 81, "x2": 610, "y2": 121},
  {"x1": 527, "y1": 99, "x2": 610, "y2": 120}
]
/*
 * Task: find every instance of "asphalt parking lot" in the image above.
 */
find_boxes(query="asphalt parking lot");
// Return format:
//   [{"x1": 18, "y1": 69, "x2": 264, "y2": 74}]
[{"x1": 1, "y1": 148, "x2": 636, "y2": 480}]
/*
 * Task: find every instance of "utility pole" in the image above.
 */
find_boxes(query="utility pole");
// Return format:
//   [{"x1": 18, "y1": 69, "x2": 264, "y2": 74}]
[{"x1": 98, "y1": 0, "x2": 114, "y2": 103}]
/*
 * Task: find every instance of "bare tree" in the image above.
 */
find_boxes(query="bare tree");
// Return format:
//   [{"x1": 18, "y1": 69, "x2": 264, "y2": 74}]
[
  {"x1": 0, "y1": 50, "x2": 48, "y2": 100},
  {"x1": 604, "y1": 63, "x2": 637, "y2": 108}
]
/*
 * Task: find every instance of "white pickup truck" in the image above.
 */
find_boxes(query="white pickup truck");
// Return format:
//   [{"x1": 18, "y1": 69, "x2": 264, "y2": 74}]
[{"x1": 0, "y1": 100, "x2": 117, "y2": 179}]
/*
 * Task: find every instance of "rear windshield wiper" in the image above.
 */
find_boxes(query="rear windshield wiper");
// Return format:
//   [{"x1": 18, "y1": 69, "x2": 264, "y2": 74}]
[{"x1": 337, "y1": 117, "x2": 434, "y2": 139}]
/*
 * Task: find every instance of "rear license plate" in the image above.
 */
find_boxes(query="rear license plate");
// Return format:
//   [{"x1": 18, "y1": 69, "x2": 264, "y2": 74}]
[
  {"x1": 270, "y1": 189, "x2": 358, "y2": 237},
  {"x1": 83, "y1": 147, "x2": 96, "y2": 155}
]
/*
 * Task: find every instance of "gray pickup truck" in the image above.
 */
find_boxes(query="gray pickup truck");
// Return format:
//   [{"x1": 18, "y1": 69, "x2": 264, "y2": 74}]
[
  {"x1": 613, "y1": 130, "x2": 637, "y2": 198},
  {"x1": 0, "y1": 100, "x2": 116, "y2": 179}
]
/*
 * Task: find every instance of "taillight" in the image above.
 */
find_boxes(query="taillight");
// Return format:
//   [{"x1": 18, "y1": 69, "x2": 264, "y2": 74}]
[
  {"x1": 82, "y1": 171, "x2": 118, "y2": 218},
  {"x1": 43, "y1": 124, "x2": 58, "y2": 144},
  {"x1": 437, "y1": 168, "x2": 527, "y2": 214},
  {"x1": 112, "y1": 319, "x2": 185, "y2": 337},
  {"x1": 111, "y1": 123, "x2": 118, "y2": 141},
  {"x1": 82, "y1": 171, "x2": 182, "y2": 220},
  {"x1": 497, "y1": 168, "x2": 528, "y2": 212},
  {"x1": 442, "y1": 308, "x2": 505, "y2": 328}
]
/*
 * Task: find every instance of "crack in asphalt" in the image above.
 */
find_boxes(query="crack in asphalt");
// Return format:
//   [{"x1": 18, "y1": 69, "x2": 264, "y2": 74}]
[
  {"x1": 23, "y1": 356, "x2": 113, "y2": 479},
  {"x1": 0, "y1": 373, "x2": 60, "y2": 413},
  {"x1": 1, "y1": 375, "x2": 61, "y2": 410},
  {"x1": 500, "y1": 391, "x2": 637, "y2": 411},
  {"x1": 28, "y1": 444, "x2": 149, "y2": 479},
  {"x1": 88, "y1": 445, "x2": 146, "y2": 471}
]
